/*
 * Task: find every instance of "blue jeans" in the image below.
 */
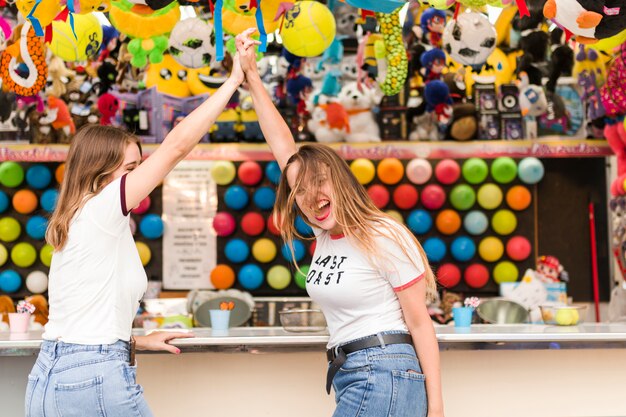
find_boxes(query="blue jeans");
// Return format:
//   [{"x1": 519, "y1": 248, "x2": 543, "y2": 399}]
[
  {"x1": 330, "y1": 333, "x2": 427, "y2": 417},
  {"x1": 25, "y1": 340, "x2": 153, "y2": 417}
]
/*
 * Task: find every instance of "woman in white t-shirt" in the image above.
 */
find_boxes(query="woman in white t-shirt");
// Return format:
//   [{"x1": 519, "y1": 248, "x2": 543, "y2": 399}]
[
  {"x1": 237, "y1": 34, "x2": 444, "y2": 417},
  {"x1": 25, "y1": 31, "x2": 259, "y2": 417}
]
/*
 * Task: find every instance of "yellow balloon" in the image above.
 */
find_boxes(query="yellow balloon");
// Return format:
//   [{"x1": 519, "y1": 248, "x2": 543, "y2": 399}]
[
  {"x1": 386, "y1": 210, "x2": 404, "y2": 224},
  {"x1": 350, "y1": 159, "x2": 376, "y2": 185},
  {"x1": 210, "y1": 161, "x2": 237, "y2": 185},
  {"x1": 478, "y1": 237, "x2": 504, "y2": 262},
  {"x1": 50, "y1": 13, "x2": 103, "y2": 62},
  {"x1": 136, "y1": 241, "x2": 152, "y2": 266},
  {"x1": 252, "y1": 238, "x2": 277, "y2": 263}
]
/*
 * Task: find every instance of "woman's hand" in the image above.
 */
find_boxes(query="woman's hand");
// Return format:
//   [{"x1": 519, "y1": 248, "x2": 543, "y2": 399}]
[
  {"x1": 134, "y1": 331, "x2": 195, "y2": 354},
  {"x1": 229, "y1": 52, "x2": 245, "y2": 85},
  {"x1": 236, "y1": 28, "x2": 261, "y2": 75}
]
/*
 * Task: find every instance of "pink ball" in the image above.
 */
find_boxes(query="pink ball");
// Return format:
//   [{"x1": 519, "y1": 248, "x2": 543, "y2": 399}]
[
  {"x1": 393, "y1": 184, "x2": 419, "y2": 210},
  {"x1": 368, "y1": 185, "x2": 390, "y2": 209},
  {"x1": 421, "y1": 184, "x2": 446, "y2": 210},
  {"x1": 464, "y1": 264, "x2": 490, "y2": 289},
  {"x1": 406, "y1": 159, "x2": 432, "y2": 185},
  {"x1": 506, "y1": 236, "x2": 532, "y2": 261},
  {"x1": 435, "y1": 159, "x2": 461, "y2": 185},
  {"x1": 213, "y1": 212, "x2": 236, "y2": 236},
  {"x1": 134, "y1": 196, "x2": 151, "y2": 214},
  {"x1": 238, "y1": 161, "x2": 263, "y2": 186},
  {"x1": 437, "y1": 263, "x2": 461, "y2": 288}
]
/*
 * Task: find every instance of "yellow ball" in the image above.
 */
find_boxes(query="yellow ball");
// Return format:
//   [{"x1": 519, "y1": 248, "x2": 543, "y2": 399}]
[
  {"x1": 136, "y1": 241, "x2": 152, "y2": 266},
  {"x1": 211, "y1": 161, "x2": 237, "y2": 185},
  {"x1": 267, "y1": 265, "x2": 291, "y2": 290},
  {"x1": 478, "y1": 237, "x2": 504, "y2": 262},
  {"x1": 252, "y1": 238, "x2": 277, "y2": 263},
  {"x1": 50, "y1": 13, "x2": 103, "y2": 62},
  {"x1": 281, "y1": 1, "x2": 336, "y2": 57},
  {"x1": 350, "y1": 159, "x2": 376, "y2": 185},
  {"x1": 555, "y1": 308, "x2": 579, "y2": 326},
  {"x1": 386, "y1": 210, "x2": 404, "y2": 224}
]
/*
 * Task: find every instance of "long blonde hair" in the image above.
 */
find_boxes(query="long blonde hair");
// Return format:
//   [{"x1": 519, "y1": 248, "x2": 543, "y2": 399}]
[
  {"x1": 275, "y1": 143, "x2": 436, "y2": 295},
  {"x1": 46, "y1": 125, "x2": 141, "y2": 250}
]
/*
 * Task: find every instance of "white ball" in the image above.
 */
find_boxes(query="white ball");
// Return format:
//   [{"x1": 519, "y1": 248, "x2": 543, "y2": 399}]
[
  {"x1": 168, "y1": 18, "x2": 216, "y2": 69},
  {"x1": 443, "y1": 12, "x2": 496, "y2": 69},
  {"x1": 26, "y1": 270, "x2": 48, "y2": 294}
]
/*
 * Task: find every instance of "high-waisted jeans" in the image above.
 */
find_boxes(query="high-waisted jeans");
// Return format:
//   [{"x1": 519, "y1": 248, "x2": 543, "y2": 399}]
[{"x1": 25, "y1": 340, "x2": 153, "y2": 417}]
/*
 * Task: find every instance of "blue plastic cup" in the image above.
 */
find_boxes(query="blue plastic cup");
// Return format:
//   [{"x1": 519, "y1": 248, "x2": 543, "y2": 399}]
[
  {"x1": 209, "y1": 309, "x2": 231, "y2": 331},
  {"x1": 452, "y1": 307, "x2": 473, "y2": 328}
]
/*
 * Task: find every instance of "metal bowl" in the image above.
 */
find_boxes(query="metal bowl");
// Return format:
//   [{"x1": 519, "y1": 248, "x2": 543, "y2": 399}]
[
  {"x1": 279, "y1": 309, "x2": 327, "y2": 332},
  {"x1": 476, "y1": 299, "x2": 529, "y2": 324}
]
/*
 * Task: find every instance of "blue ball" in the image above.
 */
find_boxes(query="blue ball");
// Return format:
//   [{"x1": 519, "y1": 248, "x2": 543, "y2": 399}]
[
  {"x1": 254, "y1": 187, "x2": 276, "y2": 211},
  {"x1": 407, "y1": 209, "x2": 433, "y2": 235},
  {"x1": 0, "y1": 270, "x2": 21, "y2": 293},
  {"x1": 451, "y1": 236, "x2": 476, "y2": 262},
  {"x1": 225, "y1": 238, "x2": 250, "y2": 263},
  {"x1": 26, "y1": 164, "x2": 52, "y2": 189},
  {"x1": 139, "y1": 214, "x2": 164, "y2": 239},
  {"x1": 463, "y1": 211, "x2": 489, "y2": 235},
  {"x1": 26, "y1": 215, "x2": 48, "y2": 240},
  {"x1": 0, "y1": 190, "x2": 8, "y2": 213},
  {"x1": 281, "y1": 240, "x2": 306, "y2": 262},
  {"x1": 224, "y1": 185, "x2": 249, "y2": 210},
  {"x1": 238, "y1": 264, "x2": 264, "y2": 290},
  {"x1": 423, "y1": 237, "x2": 446, "y2": 262},
  {"x1": 518, "y1": 157, "x2": 545, "y2": 184},
  {"x1": 265, "y1": 161, "x2": 282, "y2": 185},
  {"x1": 295, "y1": 215, "x2": 314, "y2": 236},
  {"x1": 41, "y1": 189, "x2": 59, "y2": 213}
]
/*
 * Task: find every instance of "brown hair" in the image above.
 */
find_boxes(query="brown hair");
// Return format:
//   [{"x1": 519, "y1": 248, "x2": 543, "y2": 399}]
[
  {"x1": 46, "y1": 125, "x2": 141, "y2": 250},
  {"x1": 274, "y1": 143, "x2": 436, "y2": 295}
]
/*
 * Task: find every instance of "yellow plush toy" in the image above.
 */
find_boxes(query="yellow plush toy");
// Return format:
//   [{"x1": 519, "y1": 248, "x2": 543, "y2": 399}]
[
  {"x1": 146, "y1": 54, "x2": 191, "y2": 97},
  {"x1": 16, "y1": 0, "x2": 63, "y2": 38},
  {"x1": 63, "y1": 0, "x2": 111, "y2": 14}
]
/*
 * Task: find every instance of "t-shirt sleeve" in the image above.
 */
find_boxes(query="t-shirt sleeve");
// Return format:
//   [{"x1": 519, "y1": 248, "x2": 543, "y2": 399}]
[
  {"x1": 376, "y1": 224, "x2": 426, "y2": 292},
  {"x1": 88, "y1": 175, "x2": 130, "y2": 234}
]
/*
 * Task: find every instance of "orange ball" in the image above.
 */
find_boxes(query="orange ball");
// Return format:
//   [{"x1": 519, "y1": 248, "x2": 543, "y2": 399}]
[
  {"x1": 377, "y1": 158, "x2": 404, "y2": 185},
  {"x1": 12, "y1": 190, "x2": 38, "y2": 214},
  {"x1": 436, "y1": 209, "x2": 461, "y2": 235},
  {"x1": 506, "y1": 186, "x2": 532, "y2": 211},
  {"x1": 55, "y1": 164, "x2": 65, "y2": 184},
  {"x1": 210, "y1": 264, "x2": 235, "y2": 289}
]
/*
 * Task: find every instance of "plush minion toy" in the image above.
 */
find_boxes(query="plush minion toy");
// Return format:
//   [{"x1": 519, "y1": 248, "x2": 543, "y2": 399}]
[{"x1": 145, "y1": 54, "x2": 191, "y2": 97}]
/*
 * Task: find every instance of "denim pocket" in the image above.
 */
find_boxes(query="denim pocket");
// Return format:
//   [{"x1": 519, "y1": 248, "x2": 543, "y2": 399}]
[
  {"x1": 389, "y1": 370, "x2": 427, "y2": 417},
  {"x1": 25, "y1": 375, "x2": 39, "y2": 417},
  {"x1": 54, "y1": 375, "x2": 106, "y2": 417}
]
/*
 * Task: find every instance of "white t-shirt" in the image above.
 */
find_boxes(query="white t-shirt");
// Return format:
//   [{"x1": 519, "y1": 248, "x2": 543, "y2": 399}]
[
  {"x1": 306, "y1": 219, "x2": 425, "y2": 348},
  {"x1": 43, "y1": 176, "x2": 147, "y2": 345}
]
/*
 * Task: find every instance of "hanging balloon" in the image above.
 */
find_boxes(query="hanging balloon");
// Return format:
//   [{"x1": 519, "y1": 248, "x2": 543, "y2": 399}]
[
  {"x1": 281, "y1": 1, "x2": 336, "y2": 58},
  {"x1": 443, "y1": 12, "x2": 496, "y2": 70},
  {"x1": 168, "y1": 18, "x2": 216, "y2": 69},
  {"x1": 49, "y1": 13, "x2": 103, "y2": 62}
]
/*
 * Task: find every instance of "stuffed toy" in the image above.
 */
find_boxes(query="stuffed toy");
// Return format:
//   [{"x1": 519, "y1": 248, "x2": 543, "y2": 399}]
[
  {"x1": 48, "y1": 95, "x2": 76, "y2": 142},
  {"x1": 375, "y1": 8, "x2": 408, "y2": 96},
  {"x1": 420, "y1": 48, "x2": 446, "y2": 83},
  {"x1": 46, "y1": 56, "x2": 76, "y2": 98},
  {"x1": 544, "y1": 0, "x2": 626, "y2": 44},
  {"x1": 337, "y1": 81, "x2": 381, "y2": 142},
  {"x1": 449, "y1": 103, "x2": 478, "y2": 140},
  {"x1": 332, "y1": 1, "x2": 359, "y2": 39},
  {"x1": 546, "y1": 28, "x2": 574, "y2": 93},
  {"x1": 0, "y1": 23, "x2": 48, "y2": 97},
  {"x1": 25, "y1": 295, "x2": 49, "y2": 326},
  {"x1": 341, "y1": 53, "x2": 359, "y2": 82},
  {"x1": 286, "y1": 74, "x2": 313, "y2": 114},
  {"x1": 518, "y1": 72, "x2": 548, "y2": 116},
  {"x1": 443, "y1": 11, "x2": 497, "y2": 71},
  {"x1": 0, "y1": 295, "x2": 15, "y2": 325},
  {"x1": 419, "y1": 7, "x2": 446, "y2": 47},
  {"x1": 424, "y1": 79, "x2": 453, "y2": 127},
  {"x1": 210, "y1": 106, "x2": 243, "y2": 142},
  {"x1": 575, "y1": 46, "x2": 606, "y2": 122},
  {"x1": 0, "y1": 90, "x2": 15, "y2": 125},
  {"x1": 168, "y1": 17, "x2": 216, "y2": 69},
  {"x1": 238, "y1": 93, "x2": 264, "y2": 142},
  {"x1": 15, "y1": 0, "x2": 63, "y2": 39},
  {"x1": 146, "y1": 54, "x2": 191, "y2": 97},
  {"x1": 600, "y1": 44, "x2": 626, "y2": 118},
  {"x1": 307, "y1": 102, "x2": 349, "y2": 143},
  {"x1": 360, "y1": 32, "x2": 384, "y2": 84},
  {"x1": 97, "y1": 92, "x2": 119, "y2": 125},
  {"x1": 28, "y1": 104, "x2": 59, "y2": 143}
]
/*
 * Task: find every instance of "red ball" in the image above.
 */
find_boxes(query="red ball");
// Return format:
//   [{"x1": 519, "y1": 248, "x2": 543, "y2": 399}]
[
  {"x1": 506, "y1": 236, "x2": 532, "y2": 261},
  {"x1": 241, "y1": 212, "x2": 265, "y2": 236},
  {"x1": 421, "y1": 184, "x2": 446, "y2": 210},
  {"x1": 213, "y1": 212, "x2": 236, "y2": 236},
  {"x1": 464, "y1": 264, "x2": 490, "y2": 289},
  {"x1": 368, "y1": 184, "x2": 390, "y2": 209},
  {"x1": 238, "y1": 161, "x2": 263, "y2": 186},
  {"x1": 393, "y1": 184, "x2": 419, "y2": 210},
  {"x1": 435, "y1": 159, "x2": 461, "y2": 185},
  {"x1": 437, "y1": 263, "x2": 461, "y2": 288},
  {"x1": 134, "y1": 196, "x2": 151, "y2": 214},
  {"x1": 267, "y1": 214, "x2": 281, "y2": 236},
  {"x1": 310, "y1": 239, "x2": 317, "y2": 256}
]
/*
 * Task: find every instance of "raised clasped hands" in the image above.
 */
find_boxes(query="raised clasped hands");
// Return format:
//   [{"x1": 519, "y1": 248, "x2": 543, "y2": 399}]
[{"x1": 234, "y1": 28, "x2": 261, "y2": 80}]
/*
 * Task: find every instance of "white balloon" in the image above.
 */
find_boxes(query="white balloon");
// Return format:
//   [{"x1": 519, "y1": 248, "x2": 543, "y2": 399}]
[{"x1": 26, "y1": 271, "x2": 48, "y2": 294}]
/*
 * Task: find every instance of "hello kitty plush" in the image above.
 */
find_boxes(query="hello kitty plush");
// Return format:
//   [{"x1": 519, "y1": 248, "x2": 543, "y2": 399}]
[{"x1": 337, "y1": 81, "x2": 381, "y2": 142}]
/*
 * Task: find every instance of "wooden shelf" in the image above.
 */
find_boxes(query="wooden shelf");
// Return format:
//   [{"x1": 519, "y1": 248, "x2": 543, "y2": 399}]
[{"x1": 0, "y1": 138, "x2": 611, "y2": 162}]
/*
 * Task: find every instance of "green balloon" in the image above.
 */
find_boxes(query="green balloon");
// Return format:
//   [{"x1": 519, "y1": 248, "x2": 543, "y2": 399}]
[
  {"x1": 0, "y1": 243, "x2": 7, "y2": 266},
  {"x1": 491, "y1": 157, "x2": 517, "y2": 184},
  {"x1": 267, "y1": 265, "x2": 291, "y2": 290},
  {"x1": 0, "y1": 162, "x2": 24, "y2": 188},
  {"x1": 477, "y1": 183, "x2": 503, "y2": 210},
  {"x1": 462, "y1": 158, "x2": 489, "y2": 184},
  {"x1": 492, "y1": 209, "x2": 517, "y2": 235},
  {"x1": 0, "y1": 217, "x2": 21, "y2": 242},
  {"x1": 450, "y1": 185, "x2": 476, "y2": 211},
  {"x1": 40, "y1": 244, "x2": 54, "y2": 267},
  {"x1": 294, "y1": 264, "x2": 310, "y2": 290},
  {"x1": 493, "y1": 261, "x2": 519, "y2": 284},
  {"x1": 11, "y1": 242, "x2": 37, "y2": 268}
]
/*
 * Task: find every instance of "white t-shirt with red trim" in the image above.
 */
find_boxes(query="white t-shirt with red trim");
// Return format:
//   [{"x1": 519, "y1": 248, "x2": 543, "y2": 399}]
[
  {"x1": 43, "y1": 176, "x2": 147, "y2": 345},
  {"x1": 306, "y1": 219, "x2": 425, "y2": 348}
]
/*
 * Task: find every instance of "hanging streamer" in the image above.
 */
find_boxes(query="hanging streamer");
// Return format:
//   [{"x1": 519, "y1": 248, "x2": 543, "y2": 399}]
[
  {"x1": 255, "y1": 0, "x2": 267, "y2": 53},
  {"x1": 215, "y1": 0, "x2": 224, "y2": 61},
  {"x1": 65, "y1": 1, "x2": 78, "y2": 39},
  {"x1": 27, "y1": 0, "x2": 45, "y2": 37},
  {"x1": 515, "y1": 0, "x2": 529, "y2": 17}
]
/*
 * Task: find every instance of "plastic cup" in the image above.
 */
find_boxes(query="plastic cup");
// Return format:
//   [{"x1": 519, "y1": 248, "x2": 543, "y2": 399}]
[
  {"x1": 209, "y1": 309, "x2": 231, "y2": 330},
  {"x1": 452, "y1": 307, "x2": 473, "y2": 328},
  {"x1": 9, "y1": 313, "x2": 30, "y2": 333}
]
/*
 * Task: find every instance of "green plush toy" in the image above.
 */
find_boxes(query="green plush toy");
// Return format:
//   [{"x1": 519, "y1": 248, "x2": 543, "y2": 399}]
[{"x1": 376, "y1": 8, "x2": 408, "y2": 96}]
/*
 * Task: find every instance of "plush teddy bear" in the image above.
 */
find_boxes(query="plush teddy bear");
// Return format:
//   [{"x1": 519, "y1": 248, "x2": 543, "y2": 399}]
[
  {"x1": 307, "y1": 102, "x2": 350, "y2": 143},
  {"x1": 337, "y1": 81, "x2": 381, "y2": 142},
  {"x1": 25, "y1": 295, "x2": 49, "y2": 326}
]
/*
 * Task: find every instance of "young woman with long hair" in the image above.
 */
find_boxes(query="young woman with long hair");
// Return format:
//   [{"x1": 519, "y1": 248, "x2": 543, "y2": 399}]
[
  {"x1": 25, "y1": 30, "x2": 259, "y2": 417},
  {"x1": 236, "y1": 33, "x2": 444, "y2": 417}
]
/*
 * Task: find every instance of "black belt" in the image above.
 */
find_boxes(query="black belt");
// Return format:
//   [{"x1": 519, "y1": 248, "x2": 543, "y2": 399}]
[{"x1": 325, "y1": 333, "x2": 413, "y2": 394}]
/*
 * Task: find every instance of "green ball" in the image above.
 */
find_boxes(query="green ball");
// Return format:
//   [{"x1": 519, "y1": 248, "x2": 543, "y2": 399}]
[
  {"x1": 267, "y1": 265, "x2": 291, "y2": 290},
  {"x1": 11, "y1": 242, "x2": 37, "y2": 268},
  {"x1": 493, "y1": 261, "x2": 519, "y2": 283},
  {"x1": 450, "y1": 185, "x2": 476, "y2": 211},
  {"x1": 294, "y1": 264, "x2": 310, "y2": 290},
  {"x1": 491, "y1": 157, "x2": 517, "y2": 184},
  {"x1": 492, "y1": 209, "x2": 517, "y2": 235},
  {"x1": 0, "y1": 217, "x2": 21, "y2": 242},
  {"x1": 477, "y1": 184, "x2": 503, "y2": 210},
  {"x1": 0, "y1": 162, "x2": 24, "y2": 188},
  {"x1": 462, "y1": 158, "x2": 489, "y2": 184},
  {"x1": 0, "y1": 243, "x2": 7, "y2": 266},
  {"x1": 40, "y1": 244, "x2": 54, "y2": 267}
]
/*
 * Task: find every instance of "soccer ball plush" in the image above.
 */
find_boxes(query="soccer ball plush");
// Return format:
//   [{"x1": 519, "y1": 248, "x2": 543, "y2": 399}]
[
  {"x1": 168, "y1": 18, "x2": 216, "y2": 69},
  {"x1": 443, "y1": 12, "x2": 496, "y2": 69}
]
